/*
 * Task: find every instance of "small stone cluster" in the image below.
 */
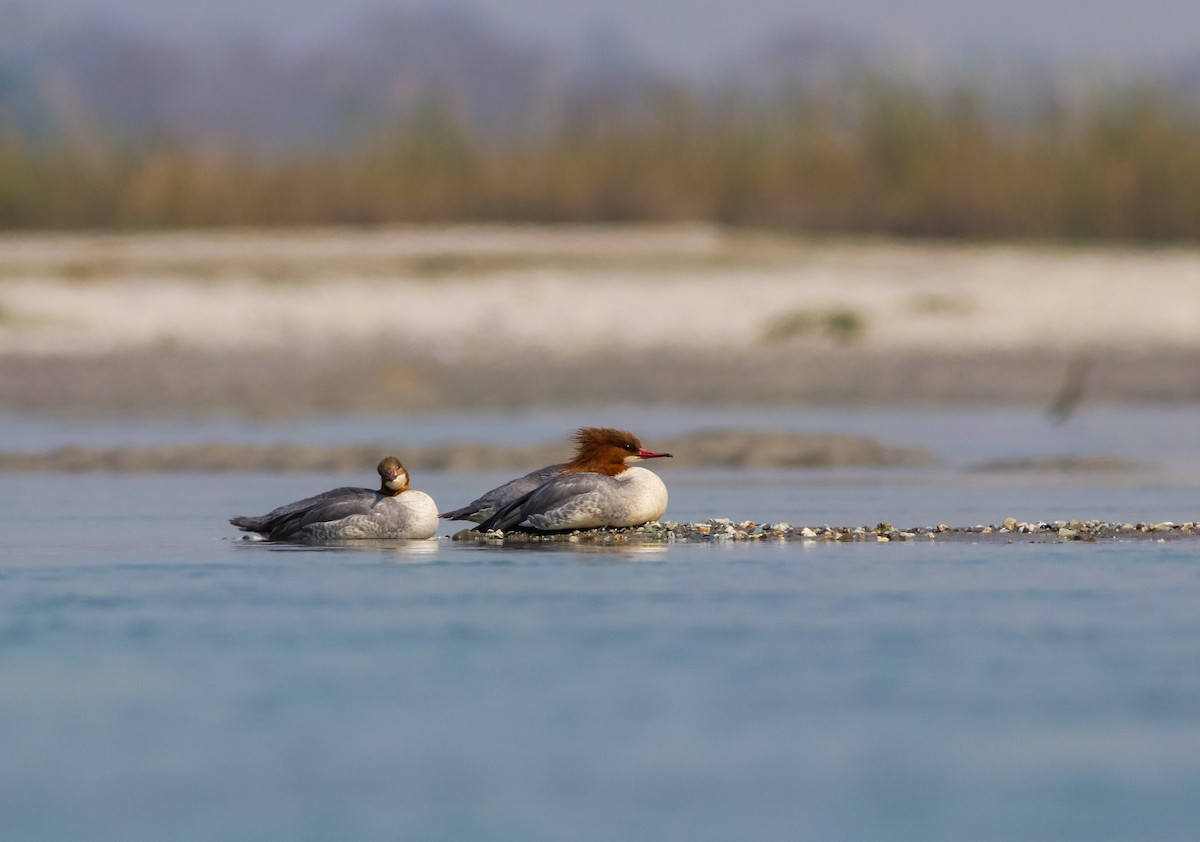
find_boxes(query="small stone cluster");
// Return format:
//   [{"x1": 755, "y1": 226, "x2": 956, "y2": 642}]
[{"x1": 452, "y1": 517, "x2": 1200, "y2": 544}]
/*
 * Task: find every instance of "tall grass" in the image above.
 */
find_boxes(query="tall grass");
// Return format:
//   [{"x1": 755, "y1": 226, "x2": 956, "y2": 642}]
[{"x1": 2, "y1": 79, "x2": 1199, "y2": 240}]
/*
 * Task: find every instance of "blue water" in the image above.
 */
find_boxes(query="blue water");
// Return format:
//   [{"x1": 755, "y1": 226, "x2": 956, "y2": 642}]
[
  {"x1": 4, "y1": 404, "x2": 1199, "y2": 468},
  {"x1": 3, "y1": 406, "x2": 1200, "y2": 841},
  {"x1": 2, "y1": 466, "x2": 1200, "y2": 842}
]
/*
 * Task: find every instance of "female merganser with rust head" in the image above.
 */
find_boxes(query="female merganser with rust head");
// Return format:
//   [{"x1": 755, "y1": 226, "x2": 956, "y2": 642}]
[
  {"x1": 468, "y1": 427, "x2": 672, "y2": 533},
  {"x1": 230, "y1": 456, "x2": 439, "y2": 541}
]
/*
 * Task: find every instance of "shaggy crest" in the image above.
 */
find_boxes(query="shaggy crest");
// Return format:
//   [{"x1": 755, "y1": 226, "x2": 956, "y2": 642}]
[
  {"x1": 561, "y1": 427, "x2": 670, "y2": 476},
  {"x1": 573, "y1": 427, "x2": 642, "y2": 453}
]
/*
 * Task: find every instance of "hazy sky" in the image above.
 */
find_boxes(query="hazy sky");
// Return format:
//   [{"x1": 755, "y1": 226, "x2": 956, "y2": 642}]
[{"x1": 26, "y1": 0, "x2": 1200, "y2": 73}]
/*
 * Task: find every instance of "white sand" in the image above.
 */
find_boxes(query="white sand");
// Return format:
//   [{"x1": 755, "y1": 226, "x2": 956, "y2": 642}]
[{"x1": 2, "y1": 225, "x2": 1198, "y2": 358}]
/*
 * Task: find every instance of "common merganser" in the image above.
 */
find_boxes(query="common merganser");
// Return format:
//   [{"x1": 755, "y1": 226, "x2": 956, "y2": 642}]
[
  {"x1": 230, "y1": 456, "x2": 439, "y2": 541},
  {"x1": 472, "y1": 427, "x2": 672, "y2": 533}
]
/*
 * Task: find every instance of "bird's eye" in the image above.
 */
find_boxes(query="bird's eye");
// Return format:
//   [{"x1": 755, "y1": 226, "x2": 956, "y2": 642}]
[{"x1": 625, "y1": 443, "x2": 638, "y2": 452}]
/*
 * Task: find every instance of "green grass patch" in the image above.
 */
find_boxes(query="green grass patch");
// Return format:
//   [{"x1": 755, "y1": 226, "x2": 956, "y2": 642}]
[{"x1": 762, "y1": 308, "x2": 867, "y2": 344}]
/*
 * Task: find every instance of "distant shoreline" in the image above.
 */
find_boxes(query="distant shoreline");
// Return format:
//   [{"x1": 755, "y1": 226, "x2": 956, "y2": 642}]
[
  {"x1": 3, "y1": 227, "x2": 1199, "y2": 416},
  {"x1": 3, "y1": 346, "x2": 1199, "y2": 419}
]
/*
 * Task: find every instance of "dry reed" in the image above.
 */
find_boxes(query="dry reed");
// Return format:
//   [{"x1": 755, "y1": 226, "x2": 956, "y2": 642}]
[{"x1": 2, "y1": 80, "x2": 1198, "y2": 240}]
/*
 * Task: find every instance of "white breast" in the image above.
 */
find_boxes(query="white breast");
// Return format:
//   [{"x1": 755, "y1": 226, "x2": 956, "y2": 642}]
[
  {"x1": 518, "y1": 466, "x2": 669, "y2": 531},
  {"x1": 605, "y1": 467, "x2": 669, "y2": 526},
  {"x1": 389, "y1": 489, "x2": 440, "y2": 539}
]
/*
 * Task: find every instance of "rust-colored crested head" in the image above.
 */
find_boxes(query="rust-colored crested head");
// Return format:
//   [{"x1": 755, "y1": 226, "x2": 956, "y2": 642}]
[
  {"x1": 561, "y1": 427, "x2": 673, "y2": 476},
  {"x1": 376, "y1": 456, "x2": 411, "y2": 495}
]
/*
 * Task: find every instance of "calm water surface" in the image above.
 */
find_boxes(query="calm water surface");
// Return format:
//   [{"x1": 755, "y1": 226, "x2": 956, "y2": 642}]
[
  {"x1": 2, "y1": 407, "x2": 1200, "y2": 841},
  {"x1": 4, "y1": 404, "x2": 1200, "y2": 468}
]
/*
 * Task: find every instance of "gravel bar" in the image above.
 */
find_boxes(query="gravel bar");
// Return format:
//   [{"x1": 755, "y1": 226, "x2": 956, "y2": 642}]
[{"x1": 451, "y1": 517, "x2": 1200, "y2": 544}]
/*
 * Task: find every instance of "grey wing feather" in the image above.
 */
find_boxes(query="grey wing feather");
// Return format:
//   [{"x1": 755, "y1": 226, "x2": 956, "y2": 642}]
[
  {"x1": 230, "y1": 486, "x2": 379, "y2": 539},
  {"x1": 440, "y1": 463, "x2": 564, "y2": 522},
  {"x1": 480, "y1": 473, "x2": 615, "y2": 532}
]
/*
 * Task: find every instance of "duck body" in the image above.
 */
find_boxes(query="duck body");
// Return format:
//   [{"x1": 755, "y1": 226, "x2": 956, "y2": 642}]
[
  {"x1": 470, "y1": 427, "x2": 672, "y2": 533},
  {"x1": 231, "y1": 488, "x2": 439, "y2": 541},
  {"x1": 481, "y1": 466, "x2": 668, "y2": 532},
  {"x1": 230, "y1": 456, "x2": 438, "y2": 541}
]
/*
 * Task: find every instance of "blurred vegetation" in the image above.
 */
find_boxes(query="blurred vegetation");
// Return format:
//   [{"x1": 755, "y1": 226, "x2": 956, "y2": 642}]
[
  {"x1": 761, "y1": 308, "x2": 867, "y2": 344},
  {"x1": 2, "y1": 78, "x2": 1199, "y2": 240}
]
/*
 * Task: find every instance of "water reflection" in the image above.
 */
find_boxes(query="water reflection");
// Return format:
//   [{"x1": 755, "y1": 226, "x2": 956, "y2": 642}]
[
  {"x1": 229, "y1": 534, "x2": 669, "y2": 562},
  {"x1": 230, "y1": 536, "x2": 441, "y2": 559},
  {"x1": 453, "y1": 540, "x2": 669, "y2": 561}
]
